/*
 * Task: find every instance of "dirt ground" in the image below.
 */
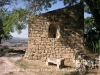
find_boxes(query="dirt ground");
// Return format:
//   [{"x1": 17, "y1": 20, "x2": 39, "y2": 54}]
[
  {"x1": 0, "y1": 53, "x2": 75, "y2": 75},
  {"x1": 0, "y1": 53, "x2": 99, "y2": 75}
]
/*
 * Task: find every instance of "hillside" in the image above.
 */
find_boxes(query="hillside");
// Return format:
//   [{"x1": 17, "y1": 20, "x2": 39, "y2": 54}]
[
  {"x1": 1, "y1": 37, "x2": 28, "y2": 50},
  {"x1": 2, "y1": 37, "x2": 28, "y2": 43}
]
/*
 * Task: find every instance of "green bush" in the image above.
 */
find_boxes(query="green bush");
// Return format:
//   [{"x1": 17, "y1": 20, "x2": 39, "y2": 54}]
[
  {"x1": 85, "y1": 30, "x2": 100, "y2": 54},
  {"x1": 0, "y1": 46, "x2": 14, "y2": 55},
  {"x1": 2, "y1": 46, "x2": 8, "y2": 49}
]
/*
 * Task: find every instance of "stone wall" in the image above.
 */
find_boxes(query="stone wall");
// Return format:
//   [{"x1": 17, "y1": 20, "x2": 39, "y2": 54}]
[{"x1": 25, "y1": 3, "x2": 84, "y2": 65}]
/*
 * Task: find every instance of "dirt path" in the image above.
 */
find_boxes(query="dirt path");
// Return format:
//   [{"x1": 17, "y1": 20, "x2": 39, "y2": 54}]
[
  {"x1": 0, "y1": 55, "x2": 72, "y2": 75},
  {"x1": 0, "y1": 56, "x2": 19, "y2": 75},
  {"x1": 0, "y1": 54, "x2": 36, "y2": 75},
  {"x1": 0, "y1": 54, "x2": 99, "y2": 75}
]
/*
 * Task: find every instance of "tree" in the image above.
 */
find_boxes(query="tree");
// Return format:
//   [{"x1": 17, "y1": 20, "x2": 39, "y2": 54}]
[
  {"x1": 84, "y1": 0, "x2": 100, "y2": 29},
  {"x1": 0, "y1": 0, "x2": 13, "y2": 44},
  {"x1": 23, "y1": 0, "x2": 81, "y2": 15},
  {"x1": 84, "y1": 17, "x2": 100, "y2": 53},
  {"x1": 0, "y1": 8, "x2": 27, "y2": 44},
  {"x1": 4, "y1": 8, "x2": 28, "y2": 34},
  {"x1": 0, "y1": 0, "x2": 11, "y2": 7},
  {"x1": 0, "y1": 18, "x2": 4, "y2": 44},
  {"x1": 84, "y1": 0, "x2": 100, "y2": 53},
  {"x1": 0, "y1": 0, "x2": 28, "y2": 44}
]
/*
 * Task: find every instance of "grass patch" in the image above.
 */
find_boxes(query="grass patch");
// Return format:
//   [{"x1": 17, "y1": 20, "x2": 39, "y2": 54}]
[
  {"x1": 8, "y1": 72, "x2": 14, "y2": 75},
  {"x1": 15, "y1": 59, "x2": 53, "y2": 71},
  {"x1": 4, "y1": 72, "x2": 14, "y2": 75},
  {"x1": 15, "y1": 59, "x2": 29, "y2": 69},
  {"x1": 0, "y1": 60, "x2": 4, "y2": 64}
]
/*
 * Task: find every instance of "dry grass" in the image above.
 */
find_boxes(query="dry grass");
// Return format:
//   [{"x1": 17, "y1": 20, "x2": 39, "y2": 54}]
[
  {"x1": 0, "y1": 60, "x2": 4, "y2": 65},
  {"x1": 4, "y1": 72, "x2": 14, "y2": 75},
  {"x1": 15, "y1": 59, "x2": 29, "y2": 69},
  {"x1": 14, "y1": 58, "x2": 77, "y2": 75}
]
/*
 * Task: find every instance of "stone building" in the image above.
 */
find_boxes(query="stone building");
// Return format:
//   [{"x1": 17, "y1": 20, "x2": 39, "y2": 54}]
[{"x1": 25, "y1": 3, "x2": 84, "y2": 66}]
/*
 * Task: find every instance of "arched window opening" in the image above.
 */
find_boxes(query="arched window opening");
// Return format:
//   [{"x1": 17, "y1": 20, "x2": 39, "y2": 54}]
[{"x1": 48, "y1": 24, "x2": 60, "y2": 38}]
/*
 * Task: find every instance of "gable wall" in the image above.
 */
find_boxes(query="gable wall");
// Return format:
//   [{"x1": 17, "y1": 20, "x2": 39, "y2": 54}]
[{"x1": 25, "y1": 3, "x2": 84, "y2": 65}]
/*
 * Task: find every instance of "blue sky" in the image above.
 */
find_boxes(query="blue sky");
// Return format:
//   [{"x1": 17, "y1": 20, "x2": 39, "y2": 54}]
[{"x1": 10, "y1": 1, "x2": 91, "y2": 38}]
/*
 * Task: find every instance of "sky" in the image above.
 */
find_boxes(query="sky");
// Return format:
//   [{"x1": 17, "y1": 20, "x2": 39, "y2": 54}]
[{"x1": 10, "y1": 1, "x2": 91, "y2": 38}]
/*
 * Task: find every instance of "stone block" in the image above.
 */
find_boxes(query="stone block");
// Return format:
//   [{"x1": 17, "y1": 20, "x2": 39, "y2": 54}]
[
  {"x1": 34, "y1": 31, "x2": 38, "y2": 33},
  {"x1": 32, "y1": 45, "x2": 38, "y2": 49},
  {"x1": 34, "y1": 56, "x2": 38, "y2": 60},
  {"x1": 46, "y1": 46, "x2": 51, "y2": 48},
  {"x1": 41, "y1": 53, "x2": 47, "y2": 57},
  {"x1": 55, "y1": 50, "x2": 59, "y2": 53},
  {"x1": 41, "y1": 57, "x2": 47, "y2": 62},
  {"x1": 38, "y1": 49, "x2": 43, "y2": 53},
  {"x1": 37, "y1": 56, "x2": 41, "y2": 60},
  {"x1": 34, "y1": 37, "x2": 41, "y2": 41},
  {"x1": 41, "y1": 34, "x2": 46, "y2": 37},
  {"x1": 46, "y1": 58, "x2": 65, "y2": 69},
  {"x1": 39, "y1": 45, "x2": 46, "y2": 49},
  {"x1": 28, "y1": 55, "x2": 33, "y2": 60}
]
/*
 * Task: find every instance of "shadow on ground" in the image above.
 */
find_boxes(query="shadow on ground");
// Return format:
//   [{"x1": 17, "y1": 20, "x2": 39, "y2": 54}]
[{"x1": 0, "y1": 45, "x2": 25, "y2": 57}]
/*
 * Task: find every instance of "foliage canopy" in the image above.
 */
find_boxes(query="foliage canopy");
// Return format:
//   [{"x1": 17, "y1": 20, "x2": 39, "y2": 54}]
[{"x1": 0, "y1": 0, "x2": 27, "y2": 43}]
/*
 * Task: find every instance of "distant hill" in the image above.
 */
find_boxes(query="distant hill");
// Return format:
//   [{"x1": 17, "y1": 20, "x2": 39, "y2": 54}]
[
  {"x1": 1, "y1": 37, "x2": 28, "y2": 50},
  {"x1": 10, "y1": 37, "x2": 28, "y2": 40},
  {"x1": 2, "y1": 37, "x2": 28, "y2": 43}
]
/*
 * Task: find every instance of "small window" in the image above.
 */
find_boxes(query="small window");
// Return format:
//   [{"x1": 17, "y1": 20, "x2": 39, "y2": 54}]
[{"x1": 48, "y1": 24, "x2": 60, "y2": 38}]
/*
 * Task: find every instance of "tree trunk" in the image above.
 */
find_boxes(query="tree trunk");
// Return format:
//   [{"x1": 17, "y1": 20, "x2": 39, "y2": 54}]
[
  {"x1": 0, "y1": 38, "x2": 2, "y2": 44},
  {"x1": 84, "y1": 0, "x2": 100, "y2": 26}
]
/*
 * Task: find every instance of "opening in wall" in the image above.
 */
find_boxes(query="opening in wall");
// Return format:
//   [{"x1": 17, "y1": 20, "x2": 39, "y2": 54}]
[{"x1": 48, "y1": 23, "x2": 60, "y2": 38}]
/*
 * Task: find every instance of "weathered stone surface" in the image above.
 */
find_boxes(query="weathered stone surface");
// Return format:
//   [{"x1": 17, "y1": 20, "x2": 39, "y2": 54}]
[
  {"x1": 46, "y1": 58, "x2": 65, "y2": 69},
  {"x1": 25, "y1": 3, "x2": 84, "y2": 66}
]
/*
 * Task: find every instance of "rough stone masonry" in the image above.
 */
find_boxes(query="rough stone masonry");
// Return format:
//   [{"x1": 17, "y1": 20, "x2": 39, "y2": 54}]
[{"x1": 25, "y1": 3, "x2": 84, "y2": 66}]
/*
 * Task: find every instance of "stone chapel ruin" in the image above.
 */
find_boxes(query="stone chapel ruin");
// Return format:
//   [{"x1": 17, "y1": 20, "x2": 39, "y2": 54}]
[{"x1": 25, "y1": 3, "x2": 84, "y2": 66}]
